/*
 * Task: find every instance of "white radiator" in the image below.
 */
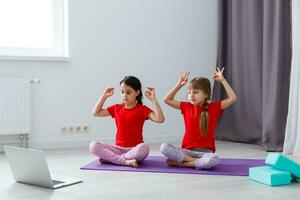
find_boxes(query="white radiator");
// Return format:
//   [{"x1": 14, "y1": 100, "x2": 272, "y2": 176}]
[{"x1": 0, "y1": 79, "x2": 30, "y2": 137}]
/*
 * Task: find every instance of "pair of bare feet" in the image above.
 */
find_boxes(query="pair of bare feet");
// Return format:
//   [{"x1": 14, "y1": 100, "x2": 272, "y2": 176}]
[
  {"x1": 99, "y1": 158, "x2": 138, "y2": 168},
  {"x1": 99, "y1": 157, "x2": 195, "y2": 168},
  {"x1": 166, "y1": 159, "x2": 196, "y2": 168}
]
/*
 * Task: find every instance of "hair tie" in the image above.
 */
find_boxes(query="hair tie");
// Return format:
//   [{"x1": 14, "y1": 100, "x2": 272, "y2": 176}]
[{"x1": 202, "y1": 103, "x2": 208, "y2": 111}]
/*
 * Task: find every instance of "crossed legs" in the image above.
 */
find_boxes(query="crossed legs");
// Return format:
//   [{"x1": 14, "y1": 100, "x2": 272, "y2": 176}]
[
  {"x1": 89, "y1": 141, "x2": 150, "y2": 167},
  {"x1": 160, "y1": 143, "x2": 220, "y2": 169}
]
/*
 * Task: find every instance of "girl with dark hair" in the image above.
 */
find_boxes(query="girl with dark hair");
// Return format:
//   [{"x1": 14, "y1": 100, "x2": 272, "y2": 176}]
[
  {"x1": 89, "y1": 76, "x2": 164, "y2": 167},
  {"x1": 160, "y1": 68, "x2": 237, "y2": 169}
]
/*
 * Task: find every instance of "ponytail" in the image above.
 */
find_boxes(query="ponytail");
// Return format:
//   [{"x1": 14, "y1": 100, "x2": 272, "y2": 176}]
[
  {"x1": 199, "y1": 99, "x2": 209, "y2": 135},
  {"x1": 136, "y1": 91, "x2": 143, "y2": 105}
]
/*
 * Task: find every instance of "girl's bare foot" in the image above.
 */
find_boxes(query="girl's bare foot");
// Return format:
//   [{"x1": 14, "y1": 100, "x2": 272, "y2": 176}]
[
  {"x1": 124, "y1": 159, "x2": 138, "y2": 168},
  {"x1": 166, "y1": 159, "x2": 195, "y2": 168},
  {"x1": 99, "y1": 159, "x2": 112, "y2": 164},
  {"x1": 166, "y1": 159, "x2": 180, "y2": 166}
]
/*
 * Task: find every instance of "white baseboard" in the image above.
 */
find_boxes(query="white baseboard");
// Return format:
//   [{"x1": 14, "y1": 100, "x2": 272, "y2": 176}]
[{"x1": 27, "y1": 135, "x2": 182, "y2": 150}]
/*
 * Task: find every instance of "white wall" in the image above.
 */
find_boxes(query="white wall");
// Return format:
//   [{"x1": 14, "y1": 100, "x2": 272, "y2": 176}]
[{"x1": 0, "y1": 0, "x2": 218, "y2": 149}]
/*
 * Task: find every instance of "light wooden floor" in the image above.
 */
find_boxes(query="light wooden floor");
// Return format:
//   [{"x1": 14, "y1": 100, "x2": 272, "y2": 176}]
[{"x1": 0, "y1": 141, "x2": 299, "y2": 200}]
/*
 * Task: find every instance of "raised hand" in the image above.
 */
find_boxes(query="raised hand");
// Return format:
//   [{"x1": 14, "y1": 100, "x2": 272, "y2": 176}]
[
  {"x1": 177, "y1": 71, "x2": 190, "y2": 87},
  {"x1": 102, "y1": 87, "x2": 114, "y2": 98},
  {"x1": 213, "y1": 67, "x2": 225, "y2": 82},
  {"x1": 145, "y1": 87, "x2": 156, "y2": 101}
]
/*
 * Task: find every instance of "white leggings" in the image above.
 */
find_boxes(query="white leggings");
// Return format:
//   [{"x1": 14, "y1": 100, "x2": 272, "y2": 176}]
[{"x1": 160, "y1": 143, "x2": 220, "y2": 169}]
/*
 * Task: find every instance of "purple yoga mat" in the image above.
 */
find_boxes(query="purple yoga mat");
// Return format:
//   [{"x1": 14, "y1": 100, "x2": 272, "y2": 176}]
[{"x1": 80, "y1": 156, "x2": 265, "y2": 176}]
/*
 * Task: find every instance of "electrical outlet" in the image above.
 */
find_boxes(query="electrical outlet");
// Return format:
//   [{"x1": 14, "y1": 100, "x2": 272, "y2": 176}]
[
  {"x1": 83, "y1": 125, "x2": 89, "y2": 132},
  {"x1": 61, "y1": 126, "x2": 67, "y2": 132},
  {"x1": 60, "y1": 125, "x2": 90, "y2": 134},
  {"x1": 69, "y1": 126, "x2": 75, "y2": 132}
]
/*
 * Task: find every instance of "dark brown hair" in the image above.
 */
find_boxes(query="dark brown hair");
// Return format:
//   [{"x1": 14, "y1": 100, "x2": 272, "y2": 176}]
[{"x1": 120, "y1": 76, "x2": 143, "y2": 104}]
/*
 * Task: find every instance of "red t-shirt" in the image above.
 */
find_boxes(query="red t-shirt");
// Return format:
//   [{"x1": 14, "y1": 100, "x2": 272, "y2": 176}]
[
  {"x1": 107, "y1": 103, "x2": 153, "y2": 147},
  {"x1": 180, "y1": 101, "x2": 223, "y2": 152}
]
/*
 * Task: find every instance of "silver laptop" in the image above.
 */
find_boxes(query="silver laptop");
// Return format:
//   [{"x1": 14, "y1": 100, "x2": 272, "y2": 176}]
[{"x1": 4, "y1": 146, "x2": 82, "y2": 189}]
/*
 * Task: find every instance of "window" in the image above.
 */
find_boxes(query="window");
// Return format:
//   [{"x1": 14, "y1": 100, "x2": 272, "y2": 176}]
[{"x1": 0, "y1": 0, "x2": 68, "y2": 60}]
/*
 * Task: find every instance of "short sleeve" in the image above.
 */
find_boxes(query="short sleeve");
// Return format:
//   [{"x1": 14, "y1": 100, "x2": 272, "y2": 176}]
[
  {"x1": 180, "y1": 102, "x2": 189, "y2": 114},
  {"x1": 209, "y1": 101, "x2": 223, "y2": 117},
  {"x1": 142, "y1": 105, "x2": 153, "y2": 119},
  {"x1": 107, "y1": 104, "x2": 117, "y2": 118}
]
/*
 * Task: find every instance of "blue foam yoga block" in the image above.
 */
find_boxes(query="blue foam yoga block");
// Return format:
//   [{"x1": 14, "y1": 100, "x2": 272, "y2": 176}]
[
  {"x1": 249, "y1": 166, "x2": 291, "y2": 186},
  {"x1": 265, "y1": 153, "x2": 300, "y2": 179}
]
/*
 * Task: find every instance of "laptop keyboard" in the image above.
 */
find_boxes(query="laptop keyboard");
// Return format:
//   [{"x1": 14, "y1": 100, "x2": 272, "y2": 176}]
[{"x1": 52, "y1": 179, "x2": 65, "y2": 185}]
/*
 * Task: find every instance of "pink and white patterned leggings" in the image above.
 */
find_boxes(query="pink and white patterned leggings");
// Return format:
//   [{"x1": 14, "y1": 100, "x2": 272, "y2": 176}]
[{"x1": 89, "y1": 141, "x2": 150, "y2": 165}]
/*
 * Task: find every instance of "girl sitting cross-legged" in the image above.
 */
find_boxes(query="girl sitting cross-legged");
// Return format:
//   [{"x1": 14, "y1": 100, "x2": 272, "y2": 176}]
[
  {"x1": 161, "y1": 68, "x2": 237, "y2": 169},
  {"x1": 89, "y1": 76, "x2": 165, "y2": 167}
]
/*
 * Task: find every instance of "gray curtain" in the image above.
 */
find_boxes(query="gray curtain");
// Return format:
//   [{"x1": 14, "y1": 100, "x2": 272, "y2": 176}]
[{"x1": 213, "y1": 0, "x2": 292, "y2": 151}]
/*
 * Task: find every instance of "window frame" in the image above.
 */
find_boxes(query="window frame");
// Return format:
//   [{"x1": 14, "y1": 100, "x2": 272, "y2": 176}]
[{"x1": 0, "y1": 0, "x2": 69, "y2": 61}]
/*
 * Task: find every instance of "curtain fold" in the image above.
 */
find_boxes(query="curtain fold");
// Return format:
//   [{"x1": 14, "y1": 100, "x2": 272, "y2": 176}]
[
  {"x1": 283, "y1": 0, "x2": 300, "y2": 156},
  {"x1": 213, "y1": 0, "x2": 292, "y2": 151}
]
